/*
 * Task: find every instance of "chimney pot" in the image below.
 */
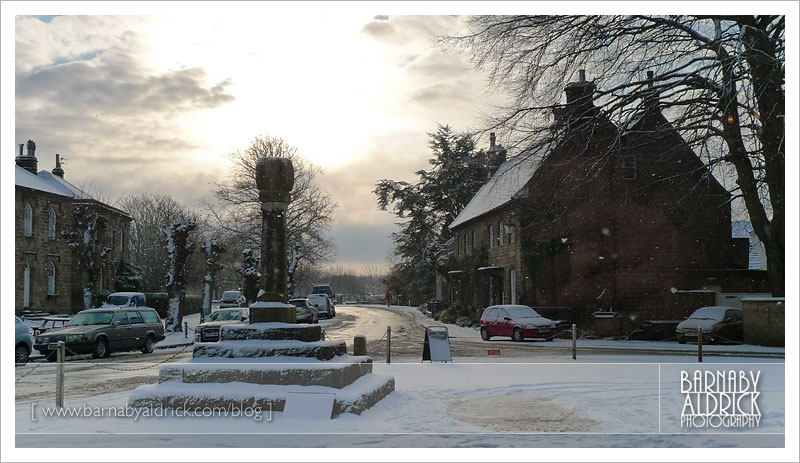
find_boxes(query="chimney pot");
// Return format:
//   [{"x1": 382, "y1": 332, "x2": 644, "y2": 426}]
[
  {"x1": 646, "y1": 71, "x2": 654, "y2": 89},
  {"x1": 489, "y1": 133, "x2": 496, "y2": 148},
  {"x1": 19, "y1": 144, "x2": 24, "y2": 156},
  {"x1": 578, "y1": 69, "x2": 586, "y2": 82},
  {"x1": 53, "y1": 153, "x2": 65, "y2": 178}
]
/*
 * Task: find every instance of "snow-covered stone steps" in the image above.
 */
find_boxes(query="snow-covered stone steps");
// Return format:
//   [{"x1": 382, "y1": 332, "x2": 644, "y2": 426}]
[
  {"x1": 158, "y1": 355, "x2": 373, "y2": 389},
  {"x1": 193, "y1": 339, "x2": 348, "y2": 360},
  {"x1": 220, "y1": 322, "x2": 322, "y2": 342},
  {"x1": 128, "y1": 373, "x2": 396, "y2": 417}
]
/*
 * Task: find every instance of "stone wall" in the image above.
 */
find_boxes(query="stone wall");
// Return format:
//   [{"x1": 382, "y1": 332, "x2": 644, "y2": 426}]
[
  {"x1": 15, "y1": 187, "x2": 73, "y2": 313},
  {"x1": 742, "y1": 298, "x2": 784, "y2": 347}
]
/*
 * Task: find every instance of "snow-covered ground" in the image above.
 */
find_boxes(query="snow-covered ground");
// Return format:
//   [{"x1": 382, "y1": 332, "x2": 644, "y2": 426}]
[
  {"x1": 369, "y1": 304, "x2": 785, "y2": 357},
  {"x1": 15, "y1": 354, "x2": 784, "y2": 448}
]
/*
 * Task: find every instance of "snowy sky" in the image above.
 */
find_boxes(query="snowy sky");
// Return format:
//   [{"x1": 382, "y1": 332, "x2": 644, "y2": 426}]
[{"x1": 9, "y1": 4, "x2": 508, "y2": 271}]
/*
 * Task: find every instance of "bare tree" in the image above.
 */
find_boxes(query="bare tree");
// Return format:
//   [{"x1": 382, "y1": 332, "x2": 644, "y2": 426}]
[
  {"x1": 118, "y1": 194, "x2": 201, "y2": 292},
  {"x1": 207, "y1": 135, "x2": 337, "y2": 293},
  {"x1": 447, "y1": 15, "x2": 784, "y2": 295}
]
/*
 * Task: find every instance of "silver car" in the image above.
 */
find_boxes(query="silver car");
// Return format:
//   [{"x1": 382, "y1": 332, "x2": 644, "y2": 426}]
[
  {"x1": 219, "y1": 290, "x2": 246, "y2": 309},
  {"x1": 15, "y1": 316, "x2": 33, "y2": 364}
]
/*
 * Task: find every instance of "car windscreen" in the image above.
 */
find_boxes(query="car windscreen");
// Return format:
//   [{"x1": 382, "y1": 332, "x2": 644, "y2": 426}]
[
  {"x1": 209, "y1": 310, "x2": 241, "y2": 321},
  {"x1": 221, "y1": 291, "x2": 240, "y2": 300},
  {"x1": 290, "y1": 300, "x2": 308, "y2": 308},
  {"x1": 68, "y1": 312, "x2": 114, "y2": 326},
  {"x1": 689, "y1": 307, "x2": 726, "y2": 321},
  {"x1": 106, "y1": 295, "x2": 133, "y2": 306},
  {"x1": 505, "y1": 307, "x2": 540, "y2": 319}
]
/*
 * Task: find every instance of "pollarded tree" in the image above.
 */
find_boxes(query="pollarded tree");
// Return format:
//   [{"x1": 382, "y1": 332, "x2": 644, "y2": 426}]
[
  {"x1": 164, "y1": 218, "x2": 197, "y2": 332},
  {"x1": 62, "y1": 203, "x2": 110, "y2": 309},
  {"x1": 448, "y1": 15, "x2": 785, "y2": 295}
]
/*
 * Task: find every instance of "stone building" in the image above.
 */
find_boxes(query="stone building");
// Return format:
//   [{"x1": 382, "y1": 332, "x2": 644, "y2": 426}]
[
  {"x1": 437, "y1": 72, "x2": 769, "y2": 331},
  {"x1": 14, "y1": 140, "x2": 132, "y2": 314}
]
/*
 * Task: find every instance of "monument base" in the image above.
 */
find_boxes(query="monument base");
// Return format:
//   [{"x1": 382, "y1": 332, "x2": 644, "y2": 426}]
[{"x1": 249, "y1": 301, "x2": 296, "y2": 323}]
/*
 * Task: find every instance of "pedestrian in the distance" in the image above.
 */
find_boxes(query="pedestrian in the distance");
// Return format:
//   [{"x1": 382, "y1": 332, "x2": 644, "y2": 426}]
[{"x1": 385, "y1": 290, "x2": 392, "y2": 308}]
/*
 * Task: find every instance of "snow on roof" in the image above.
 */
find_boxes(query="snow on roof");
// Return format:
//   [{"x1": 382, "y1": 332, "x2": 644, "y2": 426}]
[
  {"x1": 15, "y1": 165, "x2": 95, "y2": 200},
  {"x1": 14, "y1": 165, "x2": 70, "y2": 197},
  {"x1": 449, "y1": 154, "x2": 539, "y2": 229},
  {"x1": 36, "y1": 170, "x2": 93, "y2": 199},
  {"x1": 731, "y1": 221, "x2": 765, "y2": 270}
]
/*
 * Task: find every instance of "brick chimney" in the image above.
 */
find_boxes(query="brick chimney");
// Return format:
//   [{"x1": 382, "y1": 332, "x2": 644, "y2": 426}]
[
  {"x1": 487, "y1": 132, "x2": 507, "y2": 179},
  {"x1": 642, "y1": 70, "x2": 659, "y2": 109},
  {"x1": 564, "y1": 69, "x2": 596, "y2": 110},
  {"x1": 15, "y1": 139, "x2": 38, "y2": 174},
  {"x1": 52, "y1": 153, "x2": 65, "y2": 178}
]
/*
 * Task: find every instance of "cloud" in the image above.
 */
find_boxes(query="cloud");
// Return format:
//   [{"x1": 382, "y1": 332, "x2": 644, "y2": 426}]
[
  {"x1": 15, "y1": 15, "x2": 234, "y2": 206},
  {"x1": 327, "y1": 222, "x2": 397, "y2": 266},
  {"x1": 360, "y1": 15, "x2": 463, "y2": 46}
]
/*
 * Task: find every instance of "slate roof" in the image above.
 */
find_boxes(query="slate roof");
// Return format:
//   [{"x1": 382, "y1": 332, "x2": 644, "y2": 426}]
[{"x1": 449, "y1": 154, "x2": 539, "y2": 229}]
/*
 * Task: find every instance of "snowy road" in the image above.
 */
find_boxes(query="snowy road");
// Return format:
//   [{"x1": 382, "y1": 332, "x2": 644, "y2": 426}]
[{"x1": 15, "y1": 304, "x2": 783, "y2": 405}]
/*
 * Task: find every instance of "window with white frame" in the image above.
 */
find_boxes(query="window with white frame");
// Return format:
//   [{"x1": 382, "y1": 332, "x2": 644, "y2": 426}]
[
  {"x1": 48, "y1": 208, "x2": 56, "y2": 239},
  {"x1": 24, "y1": 203, "x2": 33, "y2": 237},
  {"x1": 47, "y1": 261, "x2": 56, "y2": 295}
]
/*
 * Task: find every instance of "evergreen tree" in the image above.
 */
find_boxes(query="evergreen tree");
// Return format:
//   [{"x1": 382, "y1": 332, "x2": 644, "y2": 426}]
[
  {"x1": 374, "y1": 125, "x2": 487, "y2": 305},
  {"x1": 114, "y1": 260, "x2": 143, "y2": 292}
]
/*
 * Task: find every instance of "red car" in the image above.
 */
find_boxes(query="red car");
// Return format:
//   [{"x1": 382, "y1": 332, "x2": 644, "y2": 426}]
[{"x1": 480, "y1": 305, "x2": 557, "y2": 342}]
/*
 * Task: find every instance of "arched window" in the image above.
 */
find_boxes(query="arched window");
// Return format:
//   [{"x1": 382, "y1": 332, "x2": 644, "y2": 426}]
[
  {"x1": 47, "y1": 261, "x2": 56, "y2": 295},
  {"x1": 24, "y1": 203, "x2": 33, "y2": 237},
  {"x1": 48, "y1": 208, "x2": 56, "y2": 239}
]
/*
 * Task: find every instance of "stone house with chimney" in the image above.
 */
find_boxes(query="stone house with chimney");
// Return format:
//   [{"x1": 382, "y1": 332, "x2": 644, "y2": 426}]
[
  {"x1": 15, "y1": 140, "x2": 133, "y2": 314},
  {"x1": 437, "y1": 72, "x2": 769, "y2": 333}
]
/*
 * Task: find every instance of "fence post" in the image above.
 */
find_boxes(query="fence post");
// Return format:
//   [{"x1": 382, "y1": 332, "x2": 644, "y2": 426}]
[
  {"x1": 56, "y1": 341, "x2": 65, "y2": 408},
  {"x1": 354, "y1": 335, "x2": 367, "y2": 356},
  {"x1": 386, "y1": 326, "x2": 391, "y2": 364},
  {"x1": 697, "y1": 327, "x2": 703, "y2": 363},
  {"x1": 571, "y1": 324, "x2": 577, "y2": 360},
  {"x1": 184, "y1": 321, "x2": 189, "y2": 339}
]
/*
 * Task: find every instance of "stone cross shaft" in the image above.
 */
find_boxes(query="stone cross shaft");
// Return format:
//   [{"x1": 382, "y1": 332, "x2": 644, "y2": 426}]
[{"x1": 254, "y1": 157, "x2": 294, "y2": 303}]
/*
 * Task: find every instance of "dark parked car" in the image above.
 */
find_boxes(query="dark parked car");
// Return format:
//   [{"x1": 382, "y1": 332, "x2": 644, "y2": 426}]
[
  {"x1": 480, "y1": 305, "x2": 557, "y2": 342},
  {"x1": 676, "y1": 306, "x2": 743, "y2": 344},
  {"x1": 219, "y1": 290, "x2": 247, "y2": 309},
  {"x1": 289, "y1": 298, "x2": 319, "y2": 324},
  {"x1": 195, "y1": 308, "x2": 250, "y2": 342},
  {"x1": 34, "y1": 307, "x2": 165, "y2": 360}
]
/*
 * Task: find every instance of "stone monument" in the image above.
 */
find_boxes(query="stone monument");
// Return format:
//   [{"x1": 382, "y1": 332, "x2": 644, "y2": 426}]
[{"x1": 129, "y1": 156, "x2": 394, "y2": 418}]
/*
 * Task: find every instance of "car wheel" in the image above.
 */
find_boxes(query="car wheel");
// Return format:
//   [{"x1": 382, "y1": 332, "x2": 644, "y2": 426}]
[
  {"x1": 46, "y1": 351, "x2": 58, "y2": 362},
  {"x1": 142, "y1": 335, "x2": 155, "y2": 354},
  {"x1": 480, "y1": 327, "x2": 491, "y2": 341},
  {"x1": 677, "y1": 336, "x2": 686, "y2": 344},
  {"x1": 15, "y1": 343, "x2": 30, "y2": 365},
  {"x1": 92, "y1": 338, "x2": 109, "y2": 359},
  {"x1": 512, "y1": 328, "x2": 524, "y2": 342},
  {"x1": 545, "y1": 336, "x2": 554, "y2": 342}
]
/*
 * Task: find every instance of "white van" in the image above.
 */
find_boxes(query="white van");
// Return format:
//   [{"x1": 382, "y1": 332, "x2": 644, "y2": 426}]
[
  {"x1": 307, "y1": 294, "x2": 334, "y2": 319},
  {"x1": 102, "y1": 292, "x2": 147, "y2": 308}
]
